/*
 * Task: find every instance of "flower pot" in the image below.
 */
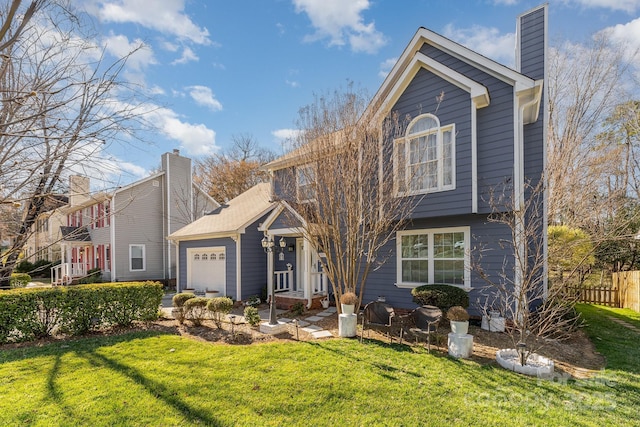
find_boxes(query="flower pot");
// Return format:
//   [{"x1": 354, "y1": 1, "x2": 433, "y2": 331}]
[
  {"x1": 205, "y1": 290, "x2": 219, "y2": 298},
  {"x1": 450, "y1": 320, "x2": 469, "y2": 336},
  {"x1": 341, "y1": 303, "x2": 355, "y2": 315},
  {"x1": 321, "y1": 298, "x2": 330, "y2": 309}
]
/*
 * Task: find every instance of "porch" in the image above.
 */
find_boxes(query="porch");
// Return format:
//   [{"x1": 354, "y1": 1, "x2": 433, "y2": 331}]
[
  {"x1": 272, "y1": 268, "x2": 329, "y2": 310},
  {"x1": 51, "y1": 262, "x2": 87, "y2": 285}
]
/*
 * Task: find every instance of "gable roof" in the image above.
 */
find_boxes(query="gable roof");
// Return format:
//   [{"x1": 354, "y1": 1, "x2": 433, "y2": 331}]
[{"x1": 168, "y1": 182, "x2": 274, "y2": 241}]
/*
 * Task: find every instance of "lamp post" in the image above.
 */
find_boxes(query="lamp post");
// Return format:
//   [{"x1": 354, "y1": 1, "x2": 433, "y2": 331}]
[{"x1": 262, "y1": 235, "x2": 287, "y2": 325}]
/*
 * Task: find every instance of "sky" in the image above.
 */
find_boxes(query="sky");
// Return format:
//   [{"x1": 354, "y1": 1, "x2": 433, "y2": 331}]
[{"x1": 70, "y1": 0, "x2": 640, "y2": 187}]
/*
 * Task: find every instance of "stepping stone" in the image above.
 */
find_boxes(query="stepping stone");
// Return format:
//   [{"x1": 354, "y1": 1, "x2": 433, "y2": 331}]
[
  {"x1": 292, "y1": 320, "x2": 310, "y2": 327},
  {"x1": 277, "y1": 317, "x2": 293, "y2": 323},
  {"x1": 302, "y1": 325, "x2": 323, "y2": 333},
  {"x1": 312, "y1": 330, "x2": 334, "y2": 339},
  {"x1": 325, "y1": 307, "x2": 337, "y2": 313},
  {"x1": 258, "y1": 309, "x2": 286, "y2": 319},
  {"x1": 317, "y1": 311, "x2": 334, "y2": 317},
  {"x1": 305, "y1": 315, "x2": 323, "y2": 322}
]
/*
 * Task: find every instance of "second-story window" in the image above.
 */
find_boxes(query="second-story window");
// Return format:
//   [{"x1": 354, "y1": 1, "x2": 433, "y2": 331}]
[
  {"x1": 297, "y1": 164, "x2": 316, "y2": 202},
  {"x1": 394, "y1": 113, "x2": 455, "y2": 196}
]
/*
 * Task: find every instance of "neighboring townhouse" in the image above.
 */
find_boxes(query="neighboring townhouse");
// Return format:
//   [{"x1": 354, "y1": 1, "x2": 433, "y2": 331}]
[
  {"x1": 23, "y1": 195, "x2": 68, "y2": 264},
  {"x1": 49, "y1": 150, "x2": 218, "y2": 285},
  {"x1": 171, "y1": 6, "x2": 547, "y2": 311}
]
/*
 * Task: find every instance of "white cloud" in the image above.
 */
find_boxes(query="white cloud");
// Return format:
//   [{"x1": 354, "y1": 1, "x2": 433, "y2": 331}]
[
  {"x1": 568, "y1": 0, "x2": 640, "y2": 13},
  {"x1": 171, "y1": 46, "x2": 199, "y2": 65},
  {"x1": 272, "y1": 129, "x2": 302, "y2": 151},
  {"x1": 185, "y1": 85, "x2": 223, "y2": 112},
  {"x1": 378, "y1": 57, "x2": 397, "y2": 79},
  {"x1": 102, "y1": 32, "x2": 156, "y2": 71},
  {"x1": 286, "y1": 80, "x2": 300, "y2": 88},
  {"x1": 443, "y1": 24, "x2": 515, "y2": 66},
  {"x1": 492, "y1": 0, "x2": 519, "y2": 5},
  {"x1": 293, "y1": 0, "x2": 387, "y2": 53},
  {"x1": 96, "y1": 0, "x2": 211, "y2": 45},
  {"x1": 603, "y1": 17, "x2": 640, "y2": 57}
]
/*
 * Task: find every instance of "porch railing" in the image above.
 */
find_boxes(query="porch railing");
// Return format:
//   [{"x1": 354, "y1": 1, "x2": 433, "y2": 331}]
[
  {"x1": 51, "y1": 263, "x2": 87, "y2": 285},
  {"x1": 312, "y1": 271, "x2": 327, "y2": 294},
  {"x1": 274, "y1": 270, "x2": 294, "y2": 292}
]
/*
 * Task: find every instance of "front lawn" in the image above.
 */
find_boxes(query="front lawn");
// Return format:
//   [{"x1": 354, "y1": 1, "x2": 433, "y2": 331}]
[{"x1": 0, "y1": 308, "x2": 638, "y2": 426}]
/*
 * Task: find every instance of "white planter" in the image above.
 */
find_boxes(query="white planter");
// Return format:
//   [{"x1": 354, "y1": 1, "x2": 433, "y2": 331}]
[
  {"x1": 496, "y1": 349, "x2": 554, "y2": 377},
  {"x1": 321, "y1": 298, "x2": 330, "y2": 309},
  {"x1": 205, "y1": 290, "x2": 220, "y2": 298},
  {"x1": 341, "y1": 303, "x2": 355, "y2": 315},
  {"x1": 450, "y1": 320, "x2": 469, "y2": 336},
  {"x1": 338, "y1": 313, "x2": 357, "y2": 337}
]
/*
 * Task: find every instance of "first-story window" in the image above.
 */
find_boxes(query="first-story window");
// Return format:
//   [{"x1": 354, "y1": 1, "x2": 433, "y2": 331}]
[
  {"x1": 129, "y1": 244, "x2": 145, "y2": 271},
  {"x1": 396, "y1": 226, "x2": 469, "y2": 289}
]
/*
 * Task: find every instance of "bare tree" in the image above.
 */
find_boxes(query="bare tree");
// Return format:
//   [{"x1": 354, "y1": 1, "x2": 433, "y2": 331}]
[
  {"x1": 194, "y1": 134, "x2": 275, "y2": 203},
  {"x1": 547, "y1": 32, "x2": 638, "y2": 231},
  {"x1": 0, "y1": 2, "x2": 151, "y2": 287},
  {"x1": 276, "y1": 87, "x2": 418, "y2": 312},
  {"x1": 474, "y1": 181, "x2": 581, "y2": 363}
]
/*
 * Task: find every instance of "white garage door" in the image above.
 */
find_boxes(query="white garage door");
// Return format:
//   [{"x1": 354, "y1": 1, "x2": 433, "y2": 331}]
[{"x1": 187, "y1": 247, "x2": 226, "y2": 293}]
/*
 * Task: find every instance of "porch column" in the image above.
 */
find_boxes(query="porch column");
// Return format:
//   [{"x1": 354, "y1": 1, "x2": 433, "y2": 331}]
[{"x1": 304, "y1": 237, "x2": 312, "y2": 307}]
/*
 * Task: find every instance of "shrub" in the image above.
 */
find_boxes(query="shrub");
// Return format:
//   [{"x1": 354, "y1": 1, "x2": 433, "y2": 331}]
[
  {"x1": 0, "y1": 281, "x2": 163, "y2": 342},
  {"x1": 411, "y1": 284, "x2": 469, "y2": 310},
  {"x1": 207, "y1": 297, "x2": 234, "y2": 329},
  {"x1": 31, "y1": 259, "x2": 54, "y2": 278},
  {"x1": 244, "y1": 306, "x2": 261, "y2": 326},
  {"x1": 184, "y1": 297, "x2": 209, "y2": 326},
  {"x1": 340, "y1": 292, "x2": 358, "y2": 305},
  {"x1": 77, "y1": 268, "x2": 103, "y2": 284},
  {"x1": 172, "y1": 292, "x2": 196, "y2": 324},
  {"x1": 10, "y1": 273, "x2": 31, "y2": 288},
  {"x1": 447, "y1": 306, "x2": 470, "y2": 321},
  {"x1": 290, "y1": 301, "x2": 305, "y2": 316},
  {"x1": 245, "y1": 295, "x2": 261, "y2": 307},
  {"x1": 14, "y1": 260, "x2": 34, "y2": 274}
]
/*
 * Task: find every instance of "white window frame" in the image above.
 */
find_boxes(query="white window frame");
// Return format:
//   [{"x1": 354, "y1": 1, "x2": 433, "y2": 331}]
[
  {"x1": 396, "y1": 226, "x2": 470, "y2": 289},
  {"x1": 296, "y1": 164, "x2": 316, "y2": 202},
  {"x1": 129, "y1": 244, "x2": 146, "y2": 272},
  {"x1": 394, "y1": 113, "x2": 456, "y2": 196}
]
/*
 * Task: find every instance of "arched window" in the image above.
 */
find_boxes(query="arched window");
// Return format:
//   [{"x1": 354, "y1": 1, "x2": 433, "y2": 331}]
[
  {"x1": 201, "y1": 254, "x2": 208, "y2": 261},
  {"x1": 394, "y1": 113, "x2": 455, "y2": 195},
  {"x1": 210, "y1": 253, "x2": 217, "y2": 260},
  {"x1": 218, "y1": 253, "x2": 225, "y2": 260},
  {"x1": 193, "y1": 254, "x2": 200, "y2": 261}
]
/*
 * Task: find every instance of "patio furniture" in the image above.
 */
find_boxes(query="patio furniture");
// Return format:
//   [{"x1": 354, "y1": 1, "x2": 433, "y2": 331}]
[
  {"x1": 405, "y1": 305, "x2": 442, "y2": 352},
  {"x1": 360, "y1": 301, "x2": 396, "y2": 344}
]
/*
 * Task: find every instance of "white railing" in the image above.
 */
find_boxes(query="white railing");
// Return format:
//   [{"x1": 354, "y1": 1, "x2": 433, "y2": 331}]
[
  {"x1": 274, "y1": 270, "x2": 293, "y2": 292},
  {"x1": 312, "y1": 271, "x2": 327, "y2": 294},
  {"x1": 51, "y1": 263, "x2": 87, "y2": 285}
]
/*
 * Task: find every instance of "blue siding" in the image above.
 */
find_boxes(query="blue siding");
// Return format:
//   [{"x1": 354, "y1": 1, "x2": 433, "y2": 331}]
[
  {"x1": 390, "y1": 68, "x2": 473, "y2": 218},
  {"x1": 362, "y1": 214, "x2": 513, "y2": 316},
  {"x1": 270, "y1": 209, "x2": 301, "y2": 230},
  {"x1": 420, "y1": 43, "x2": 516, "y2": 214},
  {"x1": 240, "y1": 213, "x2": 272, "y2": 300},
  {"x1": 519, "y1": 7, "x2": 546, "y2": 80}
]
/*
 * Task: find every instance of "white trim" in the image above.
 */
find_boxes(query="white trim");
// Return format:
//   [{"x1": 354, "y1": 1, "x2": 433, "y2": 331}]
[
  {"x1": 129, "y1": 244, "x2": 146, "y2": 272},
  {"x1": 166, "y1": 153, "x2": 171, "y2": 281},
  {"x1": 394, "y1": 114, "x2": 456, "y2": 196},
  {"x1": 471, "y1": 101, "x2": 478, "y2": 213},
  {"x1": 396, "y1": 226, "x2": 471, "y2": 289},
  {"x1": 110, "y1": 198, "x2": 116, "y2": 280},
  {"x1": 379, "y1": 52, "x2": 490, "y2": 117},
  {"x1": 236, "y1": 233, "x2": 242, "y2": 300},
  {"x1": 175, "y1": 241, "x2": 180, "y2": 292},
  {"x1": 542, "y1": 5, "x2": 549, "y2": 299}
]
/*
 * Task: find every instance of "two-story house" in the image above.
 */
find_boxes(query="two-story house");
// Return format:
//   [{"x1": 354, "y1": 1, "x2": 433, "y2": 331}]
[
  {"x1": 169, "y1": 5, "x2": 547, "y2": 311},
  {"x1": 46, "y1": 150, "x2": 218, "y2": 285}
]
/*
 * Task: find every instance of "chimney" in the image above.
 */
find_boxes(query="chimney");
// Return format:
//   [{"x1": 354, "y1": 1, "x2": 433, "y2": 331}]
[
  {"x1": 69, "y1": 175, "x2": 90, "y2": 207},
  {"x1": 516, "y1": 4, "x2": 547, "y2": 80}
]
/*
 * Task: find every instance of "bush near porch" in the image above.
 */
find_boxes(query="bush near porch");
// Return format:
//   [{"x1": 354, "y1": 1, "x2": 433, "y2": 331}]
[{"x1": 0, "y1": 281, "x2": 163, "y2": 343}]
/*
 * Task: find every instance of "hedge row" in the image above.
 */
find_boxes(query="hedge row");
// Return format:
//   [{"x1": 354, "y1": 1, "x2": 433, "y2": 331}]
[{"x1": 0, "y1": 281, "x2": 163, "y2": 344}]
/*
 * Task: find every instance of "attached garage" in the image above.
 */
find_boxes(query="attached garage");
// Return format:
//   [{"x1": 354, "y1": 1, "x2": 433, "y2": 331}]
[{"x1": 187, "y1": 247, "x2": 226, "y2": 293}]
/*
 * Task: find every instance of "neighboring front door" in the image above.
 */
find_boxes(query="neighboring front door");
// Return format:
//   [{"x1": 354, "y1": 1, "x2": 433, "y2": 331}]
[{"x1": 187, "y1": 247, "x2": 226, "y2": 293}]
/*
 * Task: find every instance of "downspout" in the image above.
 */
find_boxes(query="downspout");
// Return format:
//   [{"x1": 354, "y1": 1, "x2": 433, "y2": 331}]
[
  {"x1": 305, "y1": 238, "x2": 313, "y2": 309},
  {"x1": 165, "y1": 153, "x2": 170, "y2": 281},
  {"x1": 110, "y1": 197, "x2": 116, "y2": 281}
]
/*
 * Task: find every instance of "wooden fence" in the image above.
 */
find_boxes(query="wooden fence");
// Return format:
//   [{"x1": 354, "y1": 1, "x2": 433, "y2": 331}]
[
  {"x1": 612, "y1": 271, "x2": 640, "y2": 313},
  {"x1": 564, "y1": 285, "x2": 620, "y2": 307},
  {"x1": 563, "y1": 272, "x2": 640, "y2": 312}
]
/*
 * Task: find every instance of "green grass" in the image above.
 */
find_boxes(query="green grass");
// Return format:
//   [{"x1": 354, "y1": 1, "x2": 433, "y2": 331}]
[{"x1": 0, "y1": 310, "x2": 639, "y2": 426}]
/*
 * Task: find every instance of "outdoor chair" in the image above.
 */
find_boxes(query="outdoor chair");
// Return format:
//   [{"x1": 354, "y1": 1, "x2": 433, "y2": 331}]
[
  {"x1": 405, "y1": 305, "x2": 442, "y2": 352},
  {"x1": 360, "y1": 301, "x2": 397, "y2": 344}
]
